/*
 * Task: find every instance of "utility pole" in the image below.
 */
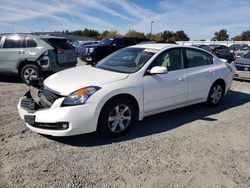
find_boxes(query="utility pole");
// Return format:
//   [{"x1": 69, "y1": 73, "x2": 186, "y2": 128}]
[{"x1": 150, "y1": 21, "x2": 154, "y2": 39}]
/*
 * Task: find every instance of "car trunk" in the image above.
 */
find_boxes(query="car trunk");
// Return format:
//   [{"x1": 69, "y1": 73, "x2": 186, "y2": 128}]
[{"x1": 46, "y1": 38, "x2": 76, "y2": 64}]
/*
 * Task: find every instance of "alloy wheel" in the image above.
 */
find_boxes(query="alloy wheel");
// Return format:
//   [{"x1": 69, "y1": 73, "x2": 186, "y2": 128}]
[
  {"x1": 211, "y1": 85, "x2": 223, "y2": 104},
  {"x1": 23, "y1": 68, "x2": 38, "y2": 83},
  {"x1": 108, "y1": 104, "x2": 132, "y2": 133}
]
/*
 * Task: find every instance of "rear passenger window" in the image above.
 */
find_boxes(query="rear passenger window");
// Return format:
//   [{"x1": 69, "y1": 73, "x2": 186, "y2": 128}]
[
  {"x1": 3, "y1": 36, "x2": 23, "y2": 48},
  {"x1": 150, "y1": 49, "x2": 183, "y2": 71},
  {"x1": 185, "y1": 49, "x2": 213, "y2": 68},
  {"x1": 27, "y1": 39, "x2": 37, "y2": 47}
]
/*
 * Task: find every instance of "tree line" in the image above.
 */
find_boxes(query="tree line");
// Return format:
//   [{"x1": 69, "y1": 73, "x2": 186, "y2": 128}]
[
  {"x1": 62, "y1": 28, "x2": 190, "y2": 41},
  {"x1": 62, "y1": 28, "x2": 250, "y2": 41}
]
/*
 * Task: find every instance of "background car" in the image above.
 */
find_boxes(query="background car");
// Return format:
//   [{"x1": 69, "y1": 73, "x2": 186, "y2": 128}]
[
  {"x1": 229, "y1": 43, "x2": 250, "y2": 58},
  {"x1": 209, "y1": 45, "x2": 235, "y2": 63},
  {"x1": 0, "y1": 34, "x2": 77, "y2": 84},
  {"x1": 18, "y1": 44, "x2": 233, "y2": 137},
  {"x1": 191, "y1": 44, "x2": 210, "y2": 52},
  {"x1": 78, "y1": 37, "x2": 149, "y2": 65},
  {"x1": 233, "y1": 51, "x2": 250, "y2": 80},
  {"x1": 76, "y1": 41, "x2": 99, "y2": 56}
]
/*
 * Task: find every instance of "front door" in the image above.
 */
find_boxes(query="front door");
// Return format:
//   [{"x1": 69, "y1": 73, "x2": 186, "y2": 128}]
[
  {"x1": 0, "y1": 36, "x2": 24, "y2": 74},
  {"x1": 143, "y1": 48, "x2": 188, "y2": 112}
]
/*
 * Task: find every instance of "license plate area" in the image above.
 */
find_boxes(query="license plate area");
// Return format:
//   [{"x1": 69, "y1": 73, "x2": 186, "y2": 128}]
[{"x1": 239, "y1": 71, "x2": 250, "y2": 78}]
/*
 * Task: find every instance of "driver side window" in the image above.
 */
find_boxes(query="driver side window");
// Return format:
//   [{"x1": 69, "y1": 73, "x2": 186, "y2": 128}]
[{"x1": 150, "y1": 48, "x2": 183, "y2": 71}]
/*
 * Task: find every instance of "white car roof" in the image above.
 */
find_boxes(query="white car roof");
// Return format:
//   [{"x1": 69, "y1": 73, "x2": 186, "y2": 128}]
[{"x1": 130, "y1": 43, "x2": 179, "y2": 50}]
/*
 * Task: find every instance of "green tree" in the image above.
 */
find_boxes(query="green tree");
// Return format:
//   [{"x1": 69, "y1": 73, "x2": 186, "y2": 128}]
[
  {"x1": 100, "y1": 30, "x2": 121, "y2": 38},
  {"x1": 232, "y1": 35, "x2": 242, "y2": 41},
  {"x1": 125, "y1": 30, "x2": 146, "y2": 39},
  {"x1": 161, "y1": 30, "x2": 174, "y2": 41},
  {"x1": 172, "y1": 30, "x2": 190, "y2": 41},
  {"x1": 212, "y1": 29, "x2": 229, "y2": 41},
  {"x1": 241, "y1": 30, "x2": 250, "y2": 41}
]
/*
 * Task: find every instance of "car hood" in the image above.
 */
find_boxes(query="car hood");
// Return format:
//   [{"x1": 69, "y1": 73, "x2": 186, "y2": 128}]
[
  {"x1": 44, "y1": 66, "x2": 129, "y2": 95},
  {"x1": 235, "y1": 57, "x2": 250, "y2": 65}
]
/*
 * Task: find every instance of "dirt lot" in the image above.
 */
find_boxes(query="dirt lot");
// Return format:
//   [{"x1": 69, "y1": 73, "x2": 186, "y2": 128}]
[{"x1": 0, "y1": 68, "x2": 250, "y2": 187}]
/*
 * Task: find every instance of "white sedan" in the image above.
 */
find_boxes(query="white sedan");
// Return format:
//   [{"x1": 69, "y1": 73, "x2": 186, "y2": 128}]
[{"x1": 17, "y1": 44, "x2": 233, "y2": 137}]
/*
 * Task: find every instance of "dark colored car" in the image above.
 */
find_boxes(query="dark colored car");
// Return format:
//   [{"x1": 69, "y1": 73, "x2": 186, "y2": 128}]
[
  {"x1": 209, "y1": 45, "x2": 235, "y2": 63},
  {"x1": 78, "y1": 37, "x2": 149, "y2": 65},
  {"x1": 233, "y1": 52, "x2": 250, "y2": 80}
]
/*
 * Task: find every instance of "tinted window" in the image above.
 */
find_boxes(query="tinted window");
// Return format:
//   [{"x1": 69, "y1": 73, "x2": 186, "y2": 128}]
[
  {"x1": 3, "y1": 36, "x2": 23, "y2": 48},
  {"x1": 217, "y1": 47, "x2": 230, "y2": 53},
  {"x1": 47, "y1": 38, "x2": 73, "y2": 49},
  {"x1": 124, "y1": 39, "x2": 136, "y2": 46},
  {"x1": 149, "y1": 49, "x2": 183, "y2": 71},
  {"x1": 186, "y1": 49, "x2": 213, "y2": 68},
  {"x1": 113, "y1": 39, "x2": 124, "y2": 46},
  {"x1": 99, "y1": 38, "x2": 113, "y2": 46},
  {"x1": 27, "y1": 39, "x2": 37, "y2": 47}
]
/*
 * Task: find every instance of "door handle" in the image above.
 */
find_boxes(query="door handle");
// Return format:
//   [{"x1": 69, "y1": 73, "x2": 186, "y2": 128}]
[
  {"x1": 179, "y1": 75, "x2": 188, "y2": 81},
  {"x1": 209, "y1": 69, "x2": 215, "y2": 73}
]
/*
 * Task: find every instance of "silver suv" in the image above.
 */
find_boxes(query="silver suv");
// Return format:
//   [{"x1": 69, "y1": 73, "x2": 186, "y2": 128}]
[{"x1": 0, "y1": 34, "x2": 77, "y2": 84}]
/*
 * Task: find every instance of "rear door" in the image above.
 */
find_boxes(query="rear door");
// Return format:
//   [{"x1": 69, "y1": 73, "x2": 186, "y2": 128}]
[
  {"x1": 46, "y1": 38, "x2": 76, "y2": 65},
  {"x1": 184, "y1": 48, "x2": 214, "y2": 102},
  {"x1": 0, "y1": 35, "x2": 24, "y2": 73}
]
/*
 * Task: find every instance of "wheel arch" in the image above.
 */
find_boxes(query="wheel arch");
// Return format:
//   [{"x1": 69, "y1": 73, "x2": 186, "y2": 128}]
[
  {"x1": 17, "y1": 60, "x2": 40, "y2": 76},
  {"x1": 97, "y1": 93, "x2": 141, "y2": 122},
  {"x1": 211, "y1": 78, "x2": 226, "y2": 96}
]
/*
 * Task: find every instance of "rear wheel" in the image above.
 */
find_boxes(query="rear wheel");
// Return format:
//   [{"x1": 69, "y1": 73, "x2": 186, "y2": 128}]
[
  {"x1": 98, "y1": 98, "x2": 136, "y2": 137},
  {"x1": 207, "y1": 82, "x2": 224, "y2": 106},
  {"x1": 20, "y1": 64, "x2": 43, "y2": 85}
]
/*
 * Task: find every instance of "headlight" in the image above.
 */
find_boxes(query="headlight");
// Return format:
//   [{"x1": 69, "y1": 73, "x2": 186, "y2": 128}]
[
  {"x1": 62, "y1": 86, "x2": 100, "y2": 106},
  {"x1": 88, "y1": 47, "x2": 95, "y2": 53}
]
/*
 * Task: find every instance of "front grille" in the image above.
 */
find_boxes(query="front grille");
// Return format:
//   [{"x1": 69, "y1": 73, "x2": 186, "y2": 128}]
[
  {"x1": 234, "y1": 63, "x2": 250, "y2": 71},
  {"x1": 38, "y1": 87, "x2": 61, "y2": 108}
]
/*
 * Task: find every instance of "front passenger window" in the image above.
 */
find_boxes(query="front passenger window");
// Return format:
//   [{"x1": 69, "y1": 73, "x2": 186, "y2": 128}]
[{"x1": 150, "y1": 49, "x2": 183, "y2": 71}]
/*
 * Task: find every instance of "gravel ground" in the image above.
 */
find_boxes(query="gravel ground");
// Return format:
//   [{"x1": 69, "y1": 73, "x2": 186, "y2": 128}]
[{"x1": 0, "y1": 66, "x2": 250, "y2": 187}]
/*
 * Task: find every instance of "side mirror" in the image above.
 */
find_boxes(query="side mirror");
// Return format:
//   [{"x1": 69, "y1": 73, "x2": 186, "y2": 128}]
[{"x1": 148, "y1": 66, "x2": 168, "y2": 75}]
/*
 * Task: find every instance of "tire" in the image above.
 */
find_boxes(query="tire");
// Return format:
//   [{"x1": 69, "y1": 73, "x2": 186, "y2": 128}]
[
  {"x1": 20, "y1": 64, "x2": 43, "y2": 85},
  {"x1": 97, "y1": 98, "x2": 136, "y2": 137},
  {"x1": 207, "y1": 82, "x2": 224, "y2": 106}
]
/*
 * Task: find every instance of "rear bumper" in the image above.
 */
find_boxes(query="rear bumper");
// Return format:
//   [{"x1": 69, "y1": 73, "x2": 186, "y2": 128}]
[
  {"x1": 234, "y1": 70, "x2": 250, "y2": 80},
  {"x1": 17, "y1": 91, "x2": 99, "y2": 136}
]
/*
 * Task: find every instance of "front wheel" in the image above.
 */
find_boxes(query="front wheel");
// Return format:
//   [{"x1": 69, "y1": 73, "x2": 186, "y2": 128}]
[
  {"x1": 20, "y1": 64, "x2": 43, "y2": 85},
  {"x1": 207, "y1": 82, "x2": 224, "y2": 106},
  {"x1": 97, "y1": 98, "x2": 136, "y2": 137}
]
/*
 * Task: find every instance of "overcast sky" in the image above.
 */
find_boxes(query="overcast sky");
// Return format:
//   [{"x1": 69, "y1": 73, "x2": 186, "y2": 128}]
[{"x1": 0, "y1": 0, "x2": 250, "y2": 40}]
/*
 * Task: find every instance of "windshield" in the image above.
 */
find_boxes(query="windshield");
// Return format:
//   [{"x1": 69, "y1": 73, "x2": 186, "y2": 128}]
[
  {"x1": 99, "y1": 38, "x2": 113, "y2": 46},
  {"x1": 95, "y1": 48, "x2": 156, "y2": 73}
]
